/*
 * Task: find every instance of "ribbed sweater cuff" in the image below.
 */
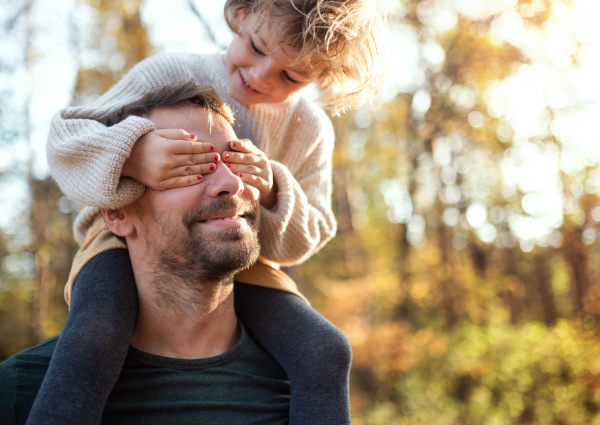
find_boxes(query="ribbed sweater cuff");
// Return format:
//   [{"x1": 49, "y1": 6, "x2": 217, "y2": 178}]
[
  {"x1": 102, "y1": 116, "x2": 156, "y2": 209},
  {"x1": 260, "y1": 160, "x2": 296, "y2": 230},
  {"x1": 258, "y1": 161, "x2": 312, "y2": 265}
]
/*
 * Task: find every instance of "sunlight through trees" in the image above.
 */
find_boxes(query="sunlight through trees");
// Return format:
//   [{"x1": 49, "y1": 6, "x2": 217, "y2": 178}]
[{"x1": 2, "y1": 0, "x2": 600, "y2": 423}]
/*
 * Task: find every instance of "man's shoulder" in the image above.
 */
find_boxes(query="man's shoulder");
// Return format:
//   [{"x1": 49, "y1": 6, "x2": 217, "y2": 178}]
[
  {"x1": 0, "y1": 336, "x2": 59, "y2": 424},
  {"x1": 1, "y1": 336, "x2": 58, "y2": 369},
  {"x1": 0, "y1": 353, "x2": 17, "y2": 424},
  {"x1": 0, "y1": 336, "x2": 58, "y2": 388}
]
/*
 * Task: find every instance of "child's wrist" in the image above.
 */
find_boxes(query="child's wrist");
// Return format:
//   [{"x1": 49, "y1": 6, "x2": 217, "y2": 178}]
[
  {"x1": 121, "y1": 158, "x2": 133, "y2": 178},
  {"x1": 260, "y1": 183, "x2": 278, "y2": 209}
]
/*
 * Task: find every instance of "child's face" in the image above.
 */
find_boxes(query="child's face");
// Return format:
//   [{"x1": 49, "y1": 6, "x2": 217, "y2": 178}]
[{"x1": 224, "y1": 9, "x2": 323, "y2": 106}]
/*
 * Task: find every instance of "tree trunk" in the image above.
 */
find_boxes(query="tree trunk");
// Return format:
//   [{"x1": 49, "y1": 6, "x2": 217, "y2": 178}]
[
  {"x1": 333, "y1": 167, "x2": 366, "y2": 276},
  {"x1": 29, "y1": 178, "x2": 56, "y2": 344},
  {"x1": 563, "y1": 229, "x2": 589, "y2": 315},
  {"x1": 439, "y1": 223, "x2": 459, "y2": 328},
  {"x1": 533, "y1": 251, "x2": 557, "y2": 324}
]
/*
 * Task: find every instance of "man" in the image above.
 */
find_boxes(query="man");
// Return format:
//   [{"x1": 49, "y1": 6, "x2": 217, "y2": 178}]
[{"x1": 0, "y1": 83, "x2": 290, "y2": 424}]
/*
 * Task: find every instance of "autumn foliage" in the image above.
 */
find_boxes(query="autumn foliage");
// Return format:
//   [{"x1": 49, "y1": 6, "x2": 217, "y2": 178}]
[{"x1": 2, "y1": 0, "x2": 600, "y2": 423}]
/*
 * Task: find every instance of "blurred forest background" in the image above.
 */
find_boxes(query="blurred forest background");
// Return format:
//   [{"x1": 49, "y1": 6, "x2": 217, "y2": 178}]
[{"x1": 2, "y1": 0, "x2": 600, "y2": 423}]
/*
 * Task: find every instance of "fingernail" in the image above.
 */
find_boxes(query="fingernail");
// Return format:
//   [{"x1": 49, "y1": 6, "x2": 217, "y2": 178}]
[
  {"x1": 233, "y1": 142, "x2": 237, "y2": 147},
  {"x1": 226, "y1": 163, "x2": 231, "y2": 168},
  {"x1": 209, "y1": 164, "x2": 215, "y2": 171},
  {"x1": 224, "y1": 152, "x2": 229, "y2": 159},
  {"x1": 214, "y1": 154, "x2": 219, "y2": 161},
  {"x1": 238, "y1": 173, "x2": 243, "y2": 178},
  {"x1": 190, "y1": 134, "x2": 196, "y2": 139},
  {"x1": 196, "y1": 175, "x2": 202, "y2": 181},
  {"x1": 210, "y1": 145, "x2": 214, "y2": 151},
  {"x1": 238, "y1": 189, "x2": 243, "y2": 195}
]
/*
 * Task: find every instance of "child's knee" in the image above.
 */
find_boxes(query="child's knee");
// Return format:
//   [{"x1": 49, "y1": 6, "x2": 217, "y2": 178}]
[
  {"x1": 326, "y1": 326, "x2": 352, "y2": 370},
  {"x1": 306, "y1": 322, "x2": 352, "y2": 374}
]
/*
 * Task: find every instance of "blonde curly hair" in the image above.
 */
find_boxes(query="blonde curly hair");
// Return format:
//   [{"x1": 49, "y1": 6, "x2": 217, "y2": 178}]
[{"x1": 224, "y1": 0, "x2": 386, "y2": 114}]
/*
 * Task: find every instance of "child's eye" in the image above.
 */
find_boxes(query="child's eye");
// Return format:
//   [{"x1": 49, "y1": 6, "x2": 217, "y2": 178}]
[
  {"x1": 250, "y1": 40, "x2": 264, "y2": 55},
  {"x1": 283, "y1": 71, "x2": 298, "y2": 84}
]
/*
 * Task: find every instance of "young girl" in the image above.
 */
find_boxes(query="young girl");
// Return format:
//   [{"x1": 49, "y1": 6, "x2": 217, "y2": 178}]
[{"x1": 31, "y1": 1, "x2": 384, "y2": 424}]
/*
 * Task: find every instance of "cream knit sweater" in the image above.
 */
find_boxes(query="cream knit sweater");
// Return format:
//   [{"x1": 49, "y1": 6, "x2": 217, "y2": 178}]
[{"x1": 47, "y1": 53, "x2": 337, "y2": 266}]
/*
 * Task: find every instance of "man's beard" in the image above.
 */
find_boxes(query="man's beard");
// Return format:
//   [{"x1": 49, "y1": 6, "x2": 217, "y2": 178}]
[{"x1": 143, "y1": 197, "x2": 260, "y2": 311}]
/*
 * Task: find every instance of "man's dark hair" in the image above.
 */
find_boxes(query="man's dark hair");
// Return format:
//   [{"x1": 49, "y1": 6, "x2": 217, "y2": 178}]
[{"x1": 104, "y1": 81, "x2": 234, "y2": 126}]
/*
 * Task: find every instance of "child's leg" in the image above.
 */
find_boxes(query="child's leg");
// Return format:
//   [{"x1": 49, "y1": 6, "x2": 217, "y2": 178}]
[
  {"x1": 26, "y1": 249, "x2": 137, "y2": 425},
  {"x1": 234, "y1": 282, "x2": 352, "y2": 425}
]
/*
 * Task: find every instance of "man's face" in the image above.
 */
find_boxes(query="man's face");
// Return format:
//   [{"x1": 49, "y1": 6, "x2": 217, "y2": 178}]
[{"x1": 132, "y1": 106, "x2": 261, "y2": 282}]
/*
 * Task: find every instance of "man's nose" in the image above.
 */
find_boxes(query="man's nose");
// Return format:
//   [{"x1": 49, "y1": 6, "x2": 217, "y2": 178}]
[{"x1": 204, "y1": 161, "x2": 244, "y2": 198}]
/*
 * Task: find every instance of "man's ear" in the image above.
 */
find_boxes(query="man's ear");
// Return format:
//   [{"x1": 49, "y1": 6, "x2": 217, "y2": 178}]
[{"x1": 101, "y1": 208, "x2": 135, "y2": 237}]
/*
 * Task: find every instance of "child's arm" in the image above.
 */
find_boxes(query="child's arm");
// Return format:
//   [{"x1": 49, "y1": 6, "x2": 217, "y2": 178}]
[
  {"x1": 47, "y1": 53, "x2": 217, "y2": 209},
  {"x1": 26, "y1": 249, "x2": 138, "y2": 425},
  {"x1": 234, "y1": 282, "x2": 352, "y2": 425},
  {"x1": 224, "y1": 106, "x2": 337, "y2": 266}
]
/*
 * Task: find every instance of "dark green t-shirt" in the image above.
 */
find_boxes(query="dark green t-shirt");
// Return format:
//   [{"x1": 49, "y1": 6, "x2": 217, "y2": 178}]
[{"x1": 0, "y1": 325, "x2": 289, "y2": 424}]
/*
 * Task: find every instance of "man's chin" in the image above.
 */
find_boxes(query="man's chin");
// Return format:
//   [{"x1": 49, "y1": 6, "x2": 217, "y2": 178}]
[
  {"x1": 189, "y1": 226, "x2": 260, "y2": 278},
  {"x1": 201, "y1": 240, "x2": 260, "y2": 280},
  {"x1": 193, "y1": 225, "x2": 254, "y2": 243}
]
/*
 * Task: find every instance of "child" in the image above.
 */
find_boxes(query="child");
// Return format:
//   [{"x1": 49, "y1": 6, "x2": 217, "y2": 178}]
[{"x1": 30, "y1": 0, "x2": 384, "y2": 424}]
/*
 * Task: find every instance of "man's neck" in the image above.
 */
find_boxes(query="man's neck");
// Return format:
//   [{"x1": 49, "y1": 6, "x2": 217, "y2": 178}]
[{"x1": 129, "y1": 252, "x2": 240, "y2": 360}]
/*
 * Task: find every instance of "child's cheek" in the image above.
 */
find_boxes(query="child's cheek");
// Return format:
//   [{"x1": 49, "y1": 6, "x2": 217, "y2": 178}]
[{"x1": 227, "y1": 36, "x2": 247, "y2": 68}]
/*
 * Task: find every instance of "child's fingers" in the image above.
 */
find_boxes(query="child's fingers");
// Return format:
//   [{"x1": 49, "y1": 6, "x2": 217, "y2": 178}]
[
  {"x1": 224, "y1": 163, "x2": 262, "y2": 177},
  {"x1": 157, "y1": 174, "x2": 205, "y2": 190},
  {"x1": 236, "y1": 172, "x2": 270, "y2": 195},
  {"x1": 170, "y1": 162, "x2": 217, "y2": 178},
  {"x1": 172, "y1": 152, "x2": 220, "y2": 167},
  {"x1": 222, "y1": 151, "x2": 263, "y2": 166},
  {"x1": 229, "y1": 139, "x2": 261, "y2": 155},
  {"x1": 171, "y1": 140, "x2": 215, "y2": 155},
  {"x1": 153, "y1": 129, "x2": 197, "y2": 142}
]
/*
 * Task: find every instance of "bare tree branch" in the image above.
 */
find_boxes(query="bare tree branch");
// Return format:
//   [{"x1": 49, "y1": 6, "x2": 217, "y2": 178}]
[
  {"x1": 3, "y1": 2, "x2": 28, "y2": 32},
  {"x1": 186, "y1": 0, "x2": 228, "y2": 50}
]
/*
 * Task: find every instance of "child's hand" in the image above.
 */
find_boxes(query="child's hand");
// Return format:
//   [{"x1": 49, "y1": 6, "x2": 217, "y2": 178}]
[
  {"x1": 222, "y1": 140, "x2": 277, "y2": 208},
  {"x1": 122, "y1": 129, "x2": 220, "y2": 190}
]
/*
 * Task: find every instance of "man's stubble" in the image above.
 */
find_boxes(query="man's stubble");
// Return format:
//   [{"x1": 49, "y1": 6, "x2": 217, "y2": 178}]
[{"x1": 138, "y1": 197, "x2": 260, "y2": 312}]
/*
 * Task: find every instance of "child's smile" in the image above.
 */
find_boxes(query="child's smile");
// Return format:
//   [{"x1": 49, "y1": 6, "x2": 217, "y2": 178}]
[
  {"x1": 224, "y1": 9, "x2": 322, "y2": 106},
  {"x1": 238, "y1": 70, "x2": 261, "y2": 94}
]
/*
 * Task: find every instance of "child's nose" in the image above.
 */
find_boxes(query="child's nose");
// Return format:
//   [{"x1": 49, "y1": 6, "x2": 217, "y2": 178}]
[
  {"x1": 251, "y1": 62, "x2": 274, "y2": 86},
  {"x1": 205, "y1": 162, "x2": 244, "y2": 199}
]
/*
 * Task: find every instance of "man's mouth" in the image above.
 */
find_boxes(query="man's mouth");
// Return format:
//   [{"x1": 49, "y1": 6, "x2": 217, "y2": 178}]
[
  {"x1": 215, "y1": 215, "x2": 242, "y2": 221},
  {"x1": 196, "y1": 211, "x2": 251, "y2": 230},
  {"x1": 184, "y1": 198, "x2": 257, "y2": 230},
  {"x1": 194, "y1": 207, "x2": 255, "y2": 229},
  {"x1": 198, "y1": 213, "x2": 246, "y2": 223}
]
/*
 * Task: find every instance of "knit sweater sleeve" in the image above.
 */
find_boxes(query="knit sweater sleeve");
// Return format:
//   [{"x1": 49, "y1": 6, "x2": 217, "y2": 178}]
[
  {"x1": 46, "y1": 54, "x2": 200, "y2": 209},
  {"x1": 258, "y1": 107, "x2": 337, "y2": 266}
]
